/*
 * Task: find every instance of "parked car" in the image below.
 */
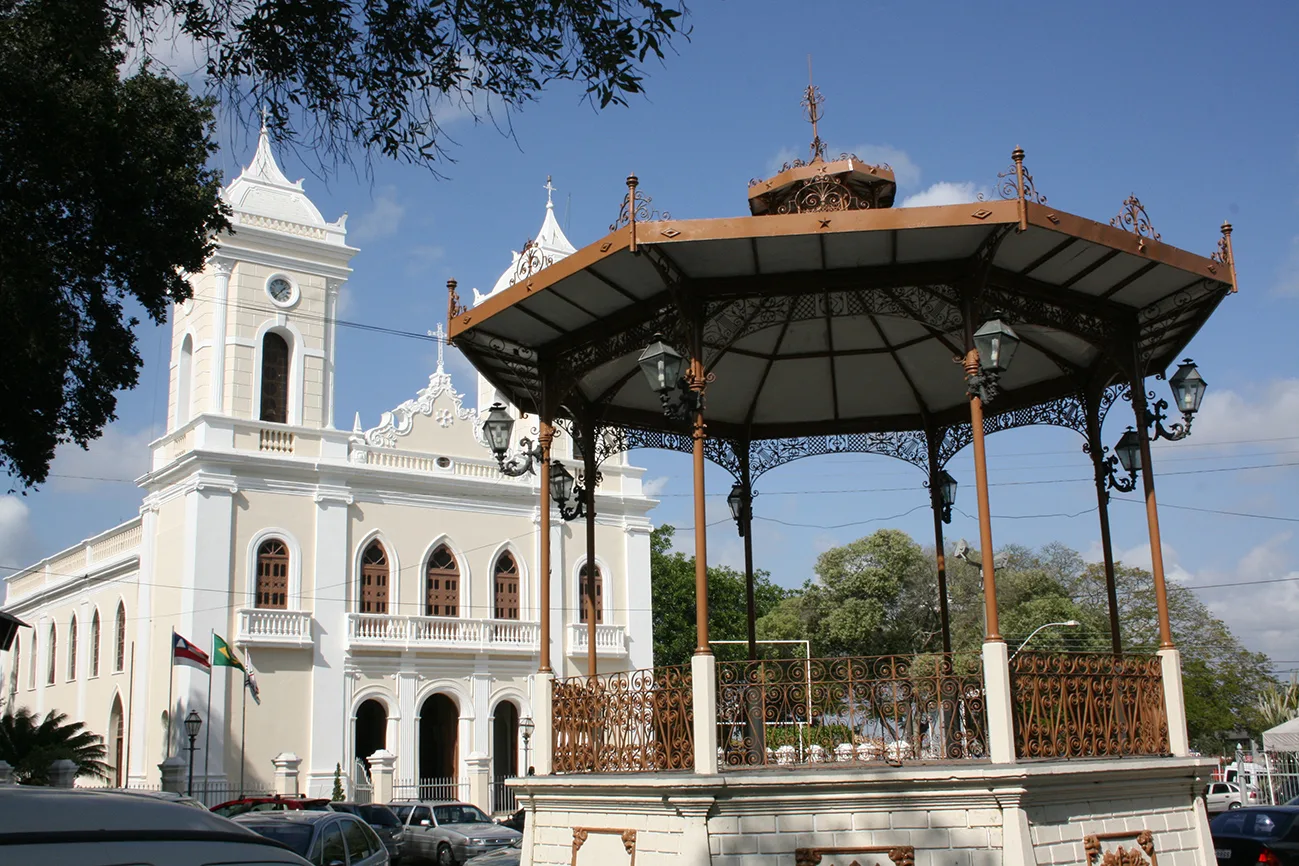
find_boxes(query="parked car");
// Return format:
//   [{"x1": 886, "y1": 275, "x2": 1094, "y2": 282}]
[
  {"x1": 329, "y1": 802, "x2": 405, "y2": 863},
  {"x1": 213, "y1": 794, "x2": 332, "y2": 818},
  {"x1": 236, "y1": 810, "x2": 390, "y2": 865},
  {"x1": 113, "y1": 788, "x2": 209, "y2": 810},
  {"x1": 496, "y1": 807, "x2": 525, "y2": 832},
  {"x1": 0, "y1": 786, "x2": 312, "y2": 865},
  {"x1": 388, "y1": 800, "x2": 521, "y2": 865},
  {"x1": 466, "y1": 839, "x2": 522, "y2": 866},
  {"x1": 1211, "y1": 806, "x2": 1299, "y2": 866},
  {"x1": 1206, "y1": 782, "x2": 1258, "y2": 813}
]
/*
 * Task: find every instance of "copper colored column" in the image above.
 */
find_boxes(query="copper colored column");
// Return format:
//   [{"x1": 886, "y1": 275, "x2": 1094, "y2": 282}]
[
  {"x1": 537, "y1": 421, "x2": 554, "y2": 674},
  {"x1": 582, "y1": 417, "x2": 599, "y2": 676},
  {"x1": 964, "y1": 350, "x2": 1002, "y2": 642},
  {"x1": 1131, "y1": 383, "x2": 1176, "y2": 650},
  {"x1": 691, "y1": 361, "x2": 710, "y2": 654}
]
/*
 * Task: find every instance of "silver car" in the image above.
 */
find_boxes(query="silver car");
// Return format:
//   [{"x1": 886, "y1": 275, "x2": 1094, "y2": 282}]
[
  {"x1": 388, "y1": 801, "x2": 521, "y2": 865},
  {"x1": 235, "y1": 811, "x2": 390, "y2": 866}
]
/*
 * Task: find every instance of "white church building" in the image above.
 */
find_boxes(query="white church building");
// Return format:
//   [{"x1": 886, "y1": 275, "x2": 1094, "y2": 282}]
[{"x1": 0, "y1": 128, "x2": 656, "y2": 807}]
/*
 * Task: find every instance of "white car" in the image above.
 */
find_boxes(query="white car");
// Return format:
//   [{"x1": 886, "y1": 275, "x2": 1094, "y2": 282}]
[
  {"x1": 0, "y1": 786, "x2": 313, "y2": 865},
  {"x1": 1204, "y1": 781, "x2": 1258, "y2": 813}
]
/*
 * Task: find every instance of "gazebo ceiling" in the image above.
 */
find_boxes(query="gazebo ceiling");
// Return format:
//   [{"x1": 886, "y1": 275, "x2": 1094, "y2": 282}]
[{"x1": 450, "y1": 172, "x2": 1233, "y2": 442}]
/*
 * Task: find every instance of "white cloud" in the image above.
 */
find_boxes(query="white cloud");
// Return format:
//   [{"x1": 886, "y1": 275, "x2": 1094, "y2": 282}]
[
  {"x1": 1112, "y1": 541, "x2": 1195, "y2": 585},
  {"x1": 349, "y1": 186, "x2": 406, "y2": 244},
  {"x1": 642, "y1": 476, "x2": 670, "y2": 497},
  {"x1": 47, "y1": 426, "x2": 152, "y2": 493},
  {"x1": 845, "y1": 144, "x2": 922, "y2": 189},
  {"x1": 899, "y1": 181, "x2": 986, "y2": 209},
  {"x1": 1183, "y1": 378, "x2": 1299, "y2": 446},
  {"x1": 0, "y1": 497, "x2": 34, "y2": 579},
  {"x1": 404, "y1": 244, "x2": 446, "y2": 278}
]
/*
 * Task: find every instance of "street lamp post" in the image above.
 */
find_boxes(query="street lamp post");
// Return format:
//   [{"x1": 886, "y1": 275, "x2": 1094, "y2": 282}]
[
  {"x1": 482, "y1": 403, "x2": 544, "y2": 476},
  {"x1": 519, "y1": 716, "x2": 535, "y2": 774},
  {"x1": 727, "y1": 479, "x2": 757, "y2": 660},
  {"x1": 183, "y1": 710, "x2": 202, "y2": 797},
  {"x1": 1010, "y1": 621, "x2": 1081, "y2": 661}
]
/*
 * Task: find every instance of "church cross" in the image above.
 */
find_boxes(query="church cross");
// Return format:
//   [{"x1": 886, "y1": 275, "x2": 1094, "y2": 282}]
[
  {"x1": 544, "y1": 175, "x2": 556, "y2": 207},
  {"x1": 427, "y1": 322, "x2": 446, "y2": 371}
]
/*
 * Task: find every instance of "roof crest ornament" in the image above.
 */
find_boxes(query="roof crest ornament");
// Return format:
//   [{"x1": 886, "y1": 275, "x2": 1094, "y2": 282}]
[
  {"x1": 545, "y1": 175, "x2": 556, "y2": 208},
  {"x1": 802, "y1": 55, "x2": 827, "y2": 163}
]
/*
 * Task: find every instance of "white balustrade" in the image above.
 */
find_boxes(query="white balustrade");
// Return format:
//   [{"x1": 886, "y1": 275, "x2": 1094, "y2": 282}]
[
  {"x1": 258, "y1": 428, "x2": 296, "y2": 454},
  {"x1": 236, "y1": 608, "x2": 314, "y2": 647},
  {"x1": 347, "y1": 613, "x2": 539, "y2": 653},
  {"x1": 565, "y1": 622, "x2": 629, "y2": 657}
]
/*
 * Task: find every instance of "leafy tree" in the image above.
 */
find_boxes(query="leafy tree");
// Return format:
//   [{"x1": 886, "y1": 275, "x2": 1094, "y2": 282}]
[
  {"x1": 0, "y1": 0, "x2": 228, "y2": 488},
  {"x1": 1255, "y1": 682, "x2": 1299, "y2": 731},
  {"x1": 0, "y1": 708, "x2": 109, "y2": 784},
  {"x1": 650, "y1": 525, "x2": 790, "y2": 668},
  {"x1": 126, "y1": 0, "x2": 688, "y2": 167}
]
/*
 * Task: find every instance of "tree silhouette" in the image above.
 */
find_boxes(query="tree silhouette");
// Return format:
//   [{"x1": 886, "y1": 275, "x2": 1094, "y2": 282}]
[{"x1": 0, "y1": 708, "x2": 109, "y2": 784}]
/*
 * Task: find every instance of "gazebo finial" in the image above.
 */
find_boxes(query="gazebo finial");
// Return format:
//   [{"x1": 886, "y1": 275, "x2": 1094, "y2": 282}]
[{"x1": 802, "y1": 55, "x2": 827, "y2": 162}]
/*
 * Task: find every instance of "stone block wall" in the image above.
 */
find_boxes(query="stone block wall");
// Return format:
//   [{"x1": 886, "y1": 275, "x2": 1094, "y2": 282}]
[{"x1": 1028, "y1": 793, "x2": 1205, "y2": 866}]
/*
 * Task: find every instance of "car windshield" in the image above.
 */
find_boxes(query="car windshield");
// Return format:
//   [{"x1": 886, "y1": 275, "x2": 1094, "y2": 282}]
[
  {"x1": 434, "y1": 805, "x2": 492, "y2": 825},
  {"x1": 359, "y1": 805, "x2": 402, "y2": 826},
  {"x1": 390, "y1": 804, "x2": 413, "y2": 822},
  {"x1": 245, "y1": 822, "x2": 315, "y2": 856},
  {"x1": 1211, "y1": 810, "x2": 1295, "y2": 838}
]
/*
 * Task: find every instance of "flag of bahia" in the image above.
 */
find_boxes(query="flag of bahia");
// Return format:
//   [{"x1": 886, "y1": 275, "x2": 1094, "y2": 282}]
[{"x1": 172, "y1": 632, "x2": 210, "y2": 671}]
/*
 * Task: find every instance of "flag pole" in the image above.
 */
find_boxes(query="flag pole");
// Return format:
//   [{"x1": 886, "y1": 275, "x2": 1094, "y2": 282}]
[
  {"x1": 202, "y1": 629, "x2": 213, "y2": 797},
  {"x1": 165, "y1": 630, "x2": 175, "y2": 758}
]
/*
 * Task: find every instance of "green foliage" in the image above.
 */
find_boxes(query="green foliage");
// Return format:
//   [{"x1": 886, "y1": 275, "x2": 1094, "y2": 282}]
[
  {"x1": 650, "y1": 525, "x2": 791, "y2": 668},
  {"x1": 0, "y1": 708, "x2": 109, "y2": 784},
  {"x1": 331, "y1": 763, "x2": 344, "y2": 801},
  {"x1": 1255, "y1": 682, "x2": 1299, "y2": 731},
  {"x1": 121, "y1": 0, "x2": 688, "y2": 167},
  {"x1": 0, "y1": 0, "x2": 229, "y2": 488}
]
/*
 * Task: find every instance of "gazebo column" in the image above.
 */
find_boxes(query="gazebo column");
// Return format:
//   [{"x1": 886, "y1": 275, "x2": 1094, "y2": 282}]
[
  {"x1": 580, "y1": 414, "x2": 599, "y2": 677},
  {"x1": 1130, "y1": 370, "x2": 1191, "y2": 756},
  {"x1": 962, "y1": 309, "x2": 1014, "y2": 764},
  {"x1": 533, "y1": 406, "x2": 555, "y2": 775},
  {"x1": 687, "y1": 343, "x2": 718, "y2": 775},
  {"x1": 926, "y1": 437, "x2": 953, "y2": 655},
  {"x1": 738, "y1": 447, "x2": 757, "y2": 660},
  {"x1": 1084, "y1": 390, "x2": 1123, "y2": 657}
]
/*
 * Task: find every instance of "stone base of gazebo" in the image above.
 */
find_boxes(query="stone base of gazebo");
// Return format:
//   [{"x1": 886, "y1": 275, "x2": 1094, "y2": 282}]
[{"x1": 512, "y1": 757, "x2": 1215, "y2": 866}]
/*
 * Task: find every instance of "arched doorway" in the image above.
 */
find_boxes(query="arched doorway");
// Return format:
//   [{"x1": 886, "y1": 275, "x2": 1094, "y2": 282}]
[
  {"x1": 491, "y1": 701, "x2": 520, "y2": 812},
  {"x1": 108, "y1": 695, "x2": 124, "y2": 787},
  {"x1": 418, "y1": 694, "x2": 458, "y2": 800},
  {"x1": 354, "y1": 699, "x2": 388, "y2": 770}
]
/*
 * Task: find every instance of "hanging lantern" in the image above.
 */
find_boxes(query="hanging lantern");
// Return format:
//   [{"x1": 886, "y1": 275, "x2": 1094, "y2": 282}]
[
  {"x1": 549, "y1": 460, "x2": 575, "y2": 507},
  {"x1": 973, "y1": 318, "x2": 1021, "y2": 374},
  {"x1": 637, "y1": 335, "x2": 686, "y2": 396},
  {"x1": 482, "y1": 403, "x2": 515, "y2": 457},
  {"x1": 1114, "y1": 428, "x2": 1143, "y2": 474},
  {"x1": 938, "y1": 470, "x2": 958, "y2": 509},
  {"x1": 1168, "y1": 359, "x2": 1207, "y2": 416}
]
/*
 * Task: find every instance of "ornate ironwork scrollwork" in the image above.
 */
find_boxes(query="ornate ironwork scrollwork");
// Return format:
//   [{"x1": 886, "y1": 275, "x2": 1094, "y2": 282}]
[
  {"x1": 610, "y1": 178, "x2": 669, "y2": 232},
  {"x1": 447, "y1": 278, "x2": 466, "y2": 319},
  {"x1": 1085, "y1": 830, "x2": 1158, "y2": 866},
  {"x1": 552, "y1": 664, "x2": 694, "y2": 774},
  {"x1": 717, "y1": 653, "x2": 988, "y2": 768},
  {"x1": 1008, "y1": 651, "x2": 1169, "y2": 759},
  {"x1": 509, "y1": 238, "x2": 553, "y2": 286},
  {"x1": 1111, "y1": 194, "x2": 1161, "y2": 242},
  {"x1": 979, "y1": 147, "x2": 1047, "y2": 205}
]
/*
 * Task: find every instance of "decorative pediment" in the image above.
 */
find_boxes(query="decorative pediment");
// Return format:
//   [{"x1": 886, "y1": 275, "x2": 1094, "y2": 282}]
[{"x1": 349, "y1": 367, "x2": 485, "y2": 454}]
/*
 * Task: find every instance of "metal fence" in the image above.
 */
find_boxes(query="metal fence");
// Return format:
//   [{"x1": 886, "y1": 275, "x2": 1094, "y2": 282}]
[
  {"x1": 1008, "y1": 651, "x2": 1168, "y2": 759},
  {"x1": 1255, "y1": 751, "x2": 1299, "y2": 805},
  {"x1": 716, "y1": 653, "x2": 987, "y2": 768},
  {"x1": 392, "y1": 777, "x2": 470, "y2": 803},
  {"x1": 491, "y1": 776, "x2": 518, "y2": 814}
]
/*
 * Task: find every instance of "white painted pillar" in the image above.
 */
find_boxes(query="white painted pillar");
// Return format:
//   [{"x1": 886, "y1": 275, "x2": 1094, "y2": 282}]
[
  {"x1": 982, "y1": 640, "x2": 1016, "y2": 764},
  {"x1": 668, "y1": 796, "x2": 715, "y2": 866},
  {"x1": 159, "y1": 755, "x2": 186, "y2": 794},
  {"x1": 1191, "y1": 790, "x2": 1217, "y2": 865},
  {"x1": 397, "y1": 671, "x2": 418, "y2": 783},
  {"x1": 690, "y1": 654, "x2": 718, "y2": 775},
  {"x1": 532, "y1": 673, "x2": 553, "y2": 775},
  {"x1": 75, "y1": 599, "x2": 89, "y2": 724},
  {"x1": 324, "y1": 279, "x2": 342, "y2": 429},
  {"x1": 180, "y1": 479, "x2": 235, "y2": 783},
  {"x1": 272, "y1": 752, "x2": 302, "y2": 796},
  {"x1": 1000, "y1": 803, "x2": 1037, "y2": 866},
  {"x1": 1159, "y1": 648, "x2": 1191, "y2": 756},
  {"x1": 367, "y1": 749, "x2": 396, "y2": 804},
  {"x1": 209, "y1": 259, "x2": 232, "y2": 415},
  {"x1": 48, "y1": 759, "x2": 77, "y2": 788},
  {"x1": 128, "y1": 506, "x2": 157, "y2": 786},
  {"x1": 624, "y1": 523, "x2": 653, "y2": 671},
  {"x1": 306, "y1": 485, "x2": 352, "y2": 795},
  {"x1": 466, "y1": 753, "x2": 491, "y2": 812}
]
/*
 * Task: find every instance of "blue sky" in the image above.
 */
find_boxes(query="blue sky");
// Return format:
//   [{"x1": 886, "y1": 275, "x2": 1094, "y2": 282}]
[{"x1": 5, "y1": 0, "x2": 1299, "y2": 673}]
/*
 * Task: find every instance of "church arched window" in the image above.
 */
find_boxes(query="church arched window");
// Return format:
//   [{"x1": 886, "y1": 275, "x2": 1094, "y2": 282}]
[
  {"x1": 493, "y1": 552, "x2": 519, "y2": 620},
  {"x1": 255, "y1": 540, "x2": 290, "y2": 609},
  {"x1": 579, "y1": 563, "x2": 603, "y2": 624},
  {"x1": 114, "y1": 603, "x2": 126, "y2": 672},
  {"x1": 360, "y1": 541, "x2": 389, "y2": 614},
  {"x1": 67, "y1": 615, "x2": 77, "y2": 681},
  {"x1": 425, "y1": 546, "x2": 459, "y2": 618},
  {"x1": 91, "y1": 609, "x2": 101, "y2": 677},
  {"x1": 10, "y1": 637, "x2": 18, "y2": 697},
  {"x1": 177, "y1": 333, "x2": 194, "y2": 425},
  {"x1": 46, "y1": 622, "x2": 56, "y2": 685},
  {"x1": 260, "y1": 332, "x2": 290, "y2": 424}
]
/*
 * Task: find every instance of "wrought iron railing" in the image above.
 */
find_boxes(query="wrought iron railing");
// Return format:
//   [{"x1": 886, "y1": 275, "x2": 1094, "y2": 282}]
[
  {"x1": 552, "y1": 664, "x2": 694, "y2": 773},
  {"x1": 1009, "y1": 651, "x2": 1168, "y2": 759},
  {"x1": 716, "y1": 653, "x2": 987, "y2": 768}
]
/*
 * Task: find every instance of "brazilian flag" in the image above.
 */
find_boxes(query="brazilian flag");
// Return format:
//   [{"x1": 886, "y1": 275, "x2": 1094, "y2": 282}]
[{"x1": 212, "y1": 635, "x2": 246, "y2": 672}]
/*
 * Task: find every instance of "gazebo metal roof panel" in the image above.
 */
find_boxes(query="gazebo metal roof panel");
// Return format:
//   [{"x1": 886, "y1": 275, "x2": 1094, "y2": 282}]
[{"x1": 451, "y1": 196, "x2": 1232, "y2": 437}]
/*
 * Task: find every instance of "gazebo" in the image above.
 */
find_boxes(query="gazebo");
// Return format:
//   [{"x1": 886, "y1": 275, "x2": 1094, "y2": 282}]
[{"x1": 450, "y1": 89, "x2": 1234, "y2": 866}]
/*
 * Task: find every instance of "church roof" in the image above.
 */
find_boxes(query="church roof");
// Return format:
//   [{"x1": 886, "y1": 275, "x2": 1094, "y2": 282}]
[
  {"x1": 474, "y1": 179, "x2": 576, "y2": 305},
  {"x1": 223, "y1": 121, "x2": 349, "y2": 245}
]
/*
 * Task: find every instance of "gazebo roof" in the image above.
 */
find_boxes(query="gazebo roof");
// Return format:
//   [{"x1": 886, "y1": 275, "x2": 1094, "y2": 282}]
[{"x1": 450, "y1": 162, "x2": 1234, "y2": 441}]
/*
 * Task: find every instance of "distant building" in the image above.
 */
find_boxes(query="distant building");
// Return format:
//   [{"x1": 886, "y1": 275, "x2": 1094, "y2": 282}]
[{"x1": 1, "y1": 129, "x2": 654, "y2": 807}]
